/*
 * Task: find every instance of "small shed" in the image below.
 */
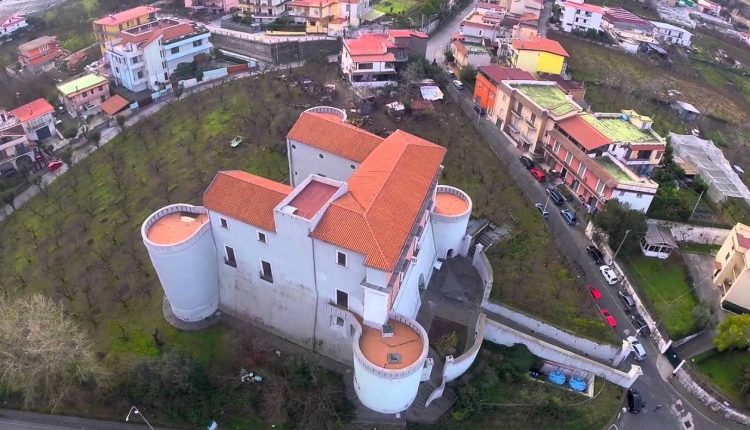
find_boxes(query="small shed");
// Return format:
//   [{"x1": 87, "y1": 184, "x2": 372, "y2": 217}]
[
  {"x1": 640, "y1": 224, "x2": 678, "y2": 259},
  {"x1": 100, "y1": 94, "x2": 130, "y2": 118},
  {"x1": 671, "y1": 100, "x2": 700, "y2": 122}
]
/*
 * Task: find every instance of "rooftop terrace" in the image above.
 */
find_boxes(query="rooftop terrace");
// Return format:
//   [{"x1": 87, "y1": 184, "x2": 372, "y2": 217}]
[
  {"x1": 287, "y1": 180, "x2": 339, "y2": 219},
  {"x1": 513, "y1": 84, "x2": 580, "y2": 116},
  {"x1": 434, "y1": 188, "x2": 470, "y2": 216},
  {"x1": 583, "y1": 113, "x2": 656, "y2": 143},
  {"x1": 593, "y1": 155, "x2": 654, "y2": 187},
  {"x1": 147, "y1": 212, "x2": 208, "y2": 245},
  {"x1": 359, "y1": 319, "x2": 423, "y2": 369}
]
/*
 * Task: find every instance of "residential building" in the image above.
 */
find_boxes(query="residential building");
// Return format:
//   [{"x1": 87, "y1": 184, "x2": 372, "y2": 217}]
[
  {"x1": 491, "y1": 80, "x2": 583, "y2": 152},
  {"x1": 185, "y1": 0, "x2": 240, "y2": 13},
  {"x1": 141, "y1": 106, "x2": 474, "y2": 414},
  {"x1": 341, "y1": 30, "x2": 427, "y2": 87},
  {"x1": 451, "y1": 40, "x2": 492, "y2": 69},
  {"x1": 0, "y1": 14, "x2": 28, "y2": 37},
  {"x1": 238, "y1": 0, "x2": 292, "y2": 22},
  {"x1": 93, "y1": 6, "x2": 159, "y2": 54},
  {"x1": 459, "y1": 10, "x2": 503, "y2": 43},
  {"x1": 472, "y1": 65, "x2": 534, "y2": 112},
  {"x1": 509, "y1": 37, "x2": 568, "y2": 75},
  {"x1": 0, "y1": 110, "x2": 34, "y2": 171},
  {"x1": 542, "y1": 113, "x2": 659, "y2": 211},
  {"x1": 9, "y1": 98, "x2": 56, "y2": 141},
  {"x1": 640, "y1": 224, "x2": 677, "y2": 259},
  {"x1": 107, "y1": 19, "x2": 212, "y2": 92},
  {"x1": 713, "y1": 223, "x2": 750, "y2": 314},
  {"x1": 289, "y1": 0, "x2": 374, "y2": 33},
  {"x1": 475, "y1": 1, "x2": 507, "y2": 14},
  {"x1": 650, "y1": 21, "x2": 692, "y2": 47},
  {"x1": 560, "y1": 0, "x2": 605, "y2": 33},
  {"x1": 697, "y1": 0, "x2": 721, "y2": 16},
  {"x1": 602, "y1": 7, "x2": 655, "y2": 52},
  {"x1": 57, "y1": 74, "x2": 111, "y2": 118},
  {"x1": 17, "y1": 36, "x2": 63, "y2": 74}
]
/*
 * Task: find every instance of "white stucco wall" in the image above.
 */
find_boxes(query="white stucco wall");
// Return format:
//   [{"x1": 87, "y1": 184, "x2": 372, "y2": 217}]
[
  {"x1": 647, "y1": 219, "x2": 730, "y2": 245},
  {"x1": 443, "y1": 314, "x2": 486, "y2": 382},
  {"x1": 561, "y1": 6, "x2": 603, "y2": 33},
  {"x1": 143, "y1": 41, "x2": 166, "y2": 90},
  {"x1": 288, "y1": 140, "x2": 360, "y2": 187},
  {"x1": 393, "y1": 220, "x2": 437, "y2": 319},
  {"x1": 612, "y1": 188, "x2": 654, "y2": 213}
]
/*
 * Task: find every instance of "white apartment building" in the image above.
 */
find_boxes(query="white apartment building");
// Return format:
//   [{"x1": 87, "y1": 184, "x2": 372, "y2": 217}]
[
  {"x1": 0, "y1": 14, "x2": 28, "y2": 37},
  {"x1": 141, "y1": 106, "x2": 474, "y2": 414},
  {"x1": 238, "y1": 0, "x2": 291, "y2": 23},
  {"x1": 560, "y1": 0, "x2": 604, "y2": 33},
  {"x1": 650, "y1": 21, "x2": 692, "y2": 47},
  {"x1": 0, "y1": 110, "x2": 33, "y2": 171},
  {"x1": 107, "y1": 18, "x2": 212, "y2": 92}
]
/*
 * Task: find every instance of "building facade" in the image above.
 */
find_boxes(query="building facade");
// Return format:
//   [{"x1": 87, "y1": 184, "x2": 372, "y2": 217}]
[
  {"x1": 1, "y1": 14, "x2": 28, "y2": 37},
  {"x1": 341, "y1": 30, "x2": 427, "y2": 87},
  {"x1": 57, "y1": 74, "x2": 111, "y2": 118},
  {"x1": 9, "y1": 98, "x2": 56, "y2": 141},
  {"x1": 713, "y1": 223, "x2": 750, "y2": 314},
  {"x1": 93, "y1": 6, "x2": 159, "y2": 54},
  {"x1": 560, "y1": 0, "x2": 604, "y2": 33},
  {"x1": 509, "y1": 37, "x2": 569, "y2": 75},
  {"x1": 141, "y1": 106, "x2": 473, "y2": 414},
  {"x1": 650, "y1": 21, "x2": 692, "y2": 47},
  {"x1": 185, "y1": 0, "x2": 240, "y2": 13},
  {"x1": 238, "y1": 0, "x2": 291, "y2": 22},
  {"x1": 472, "y1": 65, "x2": 534, "y2": 112},
  {"x1": 107, "y1": 19, "x2": 212, "y2": 92},
  {"x1": 451, "y1": 40, "x2": 492, "y2": 69},
  {"x1": 17, "y1": 36, "x2": 63, "y2": 73}
]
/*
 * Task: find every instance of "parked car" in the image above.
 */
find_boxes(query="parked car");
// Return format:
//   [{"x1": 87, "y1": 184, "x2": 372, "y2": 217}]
[
  {"x1": 600, "y1": 309, "x2": 617, "y2": 327},
  {"x1": 588, "y1": 286, "x2": 602, "y2": 300},
  {"x1": 560, "y1": 209, "x2": 576, "y2": 226},
  {"x1": 534, "y1": 203, "x2": 549, "y2": 219},
  {"x1": 519, "y1": 155, "x2": 534, "y2": 170},
  {"x1": 529, "y1": 167, "x2": 545, "y2": 182},
  {"x1": 599, "y1": 265, "x2": 618, "y2": 285},
  {"x1": 619, "y1": 290, "x2": 636, "y2": 311},
  {"x1": 631, "y1": 314, "x2": 651, "y2": 336},
  {"x1": 546, "y1": 187, "x2": 564, "y2": 206},
  {"x1": 47, "y1": 160, "x2": 63, "y2": 172},
  {"x1": 627, "y1": 389, "x2": 643, "y2": 413},
  {"x1": 586, "y1": 245, "x2": 605, "y2": 265},
  {"x1": 452, "y1": 79, "x2": 464, "y2": 90},
  {"x1": 627, "y1": 336, "x2": 647, "y2": 361},
  {"x1": 1, "y1": 167, "x2": 18, "y2": 178}
]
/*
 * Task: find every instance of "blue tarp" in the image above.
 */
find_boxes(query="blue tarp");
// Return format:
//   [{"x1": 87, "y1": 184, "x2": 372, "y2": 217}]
[
  {"x1": 547, "y1": 369, "x2": 566, "y2": 385},
  {"x1": 568, "y1": 376, "x2": 587, "y2": 392}
]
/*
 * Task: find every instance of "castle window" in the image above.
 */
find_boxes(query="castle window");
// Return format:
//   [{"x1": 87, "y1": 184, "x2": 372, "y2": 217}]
[
  {"x1": 257, "y1": 231, "x2": 267, "y2": 243},
  {"x1": 336, "y1": 251, "x2": 347, "y2": 267},
  {"x1": 260, "y1": 260, "x2": 273, "y2": 283},
  {"x1": 220, "y1": 218, "x2": 228, "y2": 229},
  {"x1": 224, "y1": 246, "x2": 236, "y2": 267}
]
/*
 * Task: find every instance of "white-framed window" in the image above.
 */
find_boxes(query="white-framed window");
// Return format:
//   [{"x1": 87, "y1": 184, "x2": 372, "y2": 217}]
[
  {"x1": 257, "y1": 231, "x2": 267, "y2": 243},
  {"x1": 336, "y1": 251, "x2": 347, "y2": 267},
  {"x1": 220, "y1": 218, "x2": 228, "y2": 229},
  {"x1": 577, "y1": 164, "x2": 586, "y2": 177},
  {"x1": 553, "y1": 141, "x2": 561, "y2": 153},
  {"x1": 564, "y1": 151, "x2": 573, "y2": 164},
  {"x1": 224, "y1": 245, "x2": 236, "y2": 267},
  {"x1": 260, "y1": 260, "x2": 273, "y2": 283},
  {"x1": 596, "y1": 179, "x2": 605, "y2": 195}
]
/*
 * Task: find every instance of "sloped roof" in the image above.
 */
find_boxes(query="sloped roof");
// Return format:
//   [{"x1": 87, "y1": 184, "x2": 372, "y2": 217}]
[
  {"x1": 203, "y1": 171, "x2": 292, "y2": 232},
  {"x1": 511, "y1": 37, "x2": 569, "y2": 57},
  {"x1": 563, "y1": 1, "x2": 604, "y2": 14},
  {"x1": 10, "y1": 98, "x2": 53, "y2": 123},
  {"x1": 94, "y1": 6, "x2": 158, "y2": 26},
  {"x1": 312, "y1": 130, "x2": 446, "y2": 271},
  {"x1": 287, "y1": 111, "x2": 383, "y2": 162},
  {"x1": 344, "y1": 33, "x2": 392, "y2": 56},
  {"x1": 479, "y1": 65, "x2": 534, "y2": 84},
  {"x1": 100, "y1": 95, "x2": 130, "y2": 116},
  {"x1": 557, "y1": 114, "x2": 611, "y2": 150},
  {"x1": 389, "y1": 29, "x2": 428, "y2": 38},
  {"x1": 18, "y1": 36, "x2": 56, "y2": 52},
  {"x1": 644, "y1": 224, "x2": 677, "y2": 248}
]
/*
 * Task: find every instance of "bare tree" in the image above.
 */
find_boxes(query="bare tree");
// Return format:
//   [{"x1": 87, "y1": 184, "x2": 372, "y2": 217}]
[{"x1": 0, "y1": 294, "x2": 105, "y2": 412}]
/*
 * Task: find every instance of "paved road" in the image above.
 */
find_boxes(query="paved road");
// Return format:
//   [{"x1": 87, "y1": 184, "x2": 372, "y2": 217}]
[
  {"x1": 0, "y1": 409, "x2": 156, "y2": 430},
  {"x1": 425, "y1": 1, "x2": 477, "y2": 63},
  {"x1": 445, "y1": 84, "x2": 742, "y2": 430}
]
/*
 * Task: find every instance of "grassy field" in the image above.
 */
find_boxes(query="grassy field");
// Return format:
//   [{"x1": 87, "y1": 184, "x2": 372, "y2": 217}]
[
  {"x1": 622, "y1": 254, "x2": 698, "y2": 339},
  {"x1": 694, "y1": 348, "x2": 750, "y2": 406},
  {"x1": 374, "y1": 0, "x2": 420, "y2": 14},
  {"x1": 414, "y1": 344, "x2": 624, "y2": 430},
  {"x1": 678, "y1": 242, "x2": 721, "y2": 255}
]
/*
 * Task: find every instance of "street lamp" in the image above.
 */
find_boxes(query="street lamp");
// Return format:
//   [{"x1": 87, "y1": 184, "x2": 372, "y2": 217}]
[
  {"x1": 611, "y1": 229, "x2": 631, "y2": 264},
  {"x1": 126, "y1": 406, "x2": 155, "y2": 430}
]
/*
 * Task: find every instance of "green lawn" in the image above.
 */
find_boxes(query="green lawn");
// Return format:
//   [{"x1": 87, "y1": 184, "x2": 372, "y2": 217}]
[
  {"x1": 374, "y1": 0, "x2": 420, "y2": 14},
  {"x1": 694, "y1": 348, "x2": 750, "y2": 406},
  {"x1": 621, "y1": 254, "x2": 698, "y2": 339},
  {"x1": 678, "y1": 242, "x2": 721, "y2": 255}
]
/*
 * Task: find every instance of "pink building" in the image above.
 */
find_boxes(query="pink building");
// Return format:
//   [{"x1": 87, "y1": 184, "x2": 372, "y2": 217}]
[{"x1": 57, "y1": 74, "x2": 111, "y2": 118}]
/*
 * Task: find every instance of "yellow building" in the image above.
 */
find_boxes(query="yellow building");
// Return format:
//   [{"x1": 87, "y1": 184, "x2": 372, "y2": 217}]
[
  {"x1": 509, "y1": 37, "x2": 569, "y2": 75},
  {"x1": 289, "y1": 0, "x2": 341, "y2": 34},
  {"x1": 93, "y1": 6, "x2": 159, "y2": 54},
  {"x1": 714, "y1": 223, "x2": 750, "y2": 314}
]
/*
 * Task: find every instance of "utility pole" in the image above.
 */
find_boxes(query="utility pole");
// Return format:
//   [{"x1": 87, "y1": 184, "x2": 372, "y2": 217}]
[
  {"x1": 611, "y1": 229, "x2": 631, "y2": 264},
  {"x1": 688, "y1": 191, "x2": 704, "y2": 222}
]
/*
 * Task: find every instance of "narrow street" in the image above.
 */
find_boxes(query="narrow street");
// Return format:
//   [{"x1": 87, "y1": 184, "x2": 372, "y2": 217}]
[{"x1": 426, "y1": 1, "x2": 478, "y2": 63}]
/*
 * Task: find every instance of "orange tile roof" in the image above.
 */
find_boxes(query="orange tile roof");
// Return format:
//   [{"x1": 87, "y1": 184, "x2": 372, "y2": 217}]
[
  {"x1": 352, "y1": 53, "x2": 396, "y2": 62},
  {"x1": 10, "y1": 98, "x2": 53, "y2": 123},
  {"x1": 94, "y1": 6, "x2": 159, "y2": 26},
  {"x1": 287, "y1": 111, "x2": 383, "y2": 162},
  {"x1": 389, "y1": 29, "x2": 428, "y2": 38},
  {"x1": 511, "y1": 37, "x2": 569, "y2": 57},
  {"x1": 288, "y1": 180, "x2": 339, "y2": 219},
  {"x1": 100, "y1": 94, "x2": 130, "y2": 116},
  {"x1": 120, "y1": 21, "x2": 196, "y2": 48},
  {"x1": 344, "y1": 33, "x2": 393, "y2": 56},
  {"x1": 557, "y1": 115, "x2": 610, "y2": 150},
  {"x1": 203, "y1": 171, "x2": 292, "y2": 232},
  {"x1": 312, "y1": 130, "x2": 446, "y2": 271}
]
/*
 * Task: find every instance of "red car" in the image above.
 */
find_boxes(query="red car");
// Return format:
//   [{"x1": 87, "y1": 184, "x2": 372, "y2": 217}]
[
  {"x1": 529, "y1": 167, "x2": 545, "y2": 182},
  {"x1": 47, "y1": 160, "x2": 63, "y2": 172},
  {"x1": 601, "y1": 309, "x2": 617, "y2": 328},
  {"x1": 588, "y1": 286, "x2": 602, "y2": 300}
]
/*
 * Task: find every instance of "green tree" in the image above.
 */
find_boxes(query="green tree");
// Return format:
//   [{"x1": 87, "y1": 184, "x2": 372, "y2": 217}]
[
  {"x1": 444, "y1": 47, "x2": 455, "y2": 63},
  {"x1": 436, "y1": 331, "x2": 459, "y2": 356},
  {"x1": 86, "y1": 129, "x2": 101, "y2": 148},
  {"x1": 593, "y1": 200, "x2": 647, "y2": 254},
  {"x1": 1, "y1": 189, "x2": 16, "y2": 210},
  {"x1": 460, "y1": 65, "x2": 477, "y2": 86},
  {"x1": 714, "y1": 314, "x2": 750, "y2": 351},
  {"x1": 60, "y1": 148, "x2": 74, "y2": 167}
]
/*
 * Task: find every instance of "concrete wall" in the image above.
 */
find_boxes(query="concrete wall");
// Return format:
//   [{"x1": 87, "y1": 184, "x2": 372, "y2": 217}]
[
  {"x1": 647, "y1": 219, "x2": 730, "y2": 245},
  {"x1": 444, "y1": 314, "x2": 486, "y2": 382},
  {"x1": 288, "y1": 140, "x2": 359, "y2": 187},
  {"x1": 211, "y1": 32, "x2": 341, "y2": 65},
  {"x1": 394, "y1": 220, "x2": 437, "y2": 319},
  {"x1": 482, "y1": 301, "x2": 621, "y2": 363},
  {"x1": 472, "y1": 245, "x2": 494, "y2": 301},
  {"x1": 675, "y1": 368, "x2": 750, "y2": 425},
  {"x1": 484, "y1": 319, "x2": 643, "y2": 388}
]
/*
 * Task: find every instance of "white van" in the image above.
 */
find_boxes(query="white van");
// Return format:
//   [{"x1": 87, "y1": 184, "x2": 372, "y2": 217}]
[{"x1": 627, "y1": 336, "x2": 647, "y2": 361}]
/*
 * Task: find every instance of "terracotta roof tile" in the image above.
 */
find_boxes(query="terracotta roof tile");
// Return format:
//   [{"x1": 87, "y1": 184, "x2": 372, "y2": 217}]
[
  {"x1": 389, "y1": 29, "x2": 428, "y2": 38},
  {"x1": 203, "y1": 171, "x2": 292, "y2": 232},
  {"x1": 344, "y1": 33, "x2": 391, "y2": 55},
  {"x1": 312, "y1": 130, "x2": 446, "y2": 271},
  {"x1": 287, "y1": 111, "x2": 383, "y2": 162},
  {"x1": 94, "y1": 6, "x2": 158, "y2": 26},
  {"x1": 10, "y1": 98, "x2": 53, "y2": 123},
  {"x1": 511, "y1": 37, "x2": 569, "y2": 57},
  {"x1": 100, "y1": 95, "x2": 130, "y2": 116},
  {"x1": 478, "y1": 65, "x2": 534, "y2": 84},
  {"x1": 557, "y1": 115, "x2": 611, "y2": 150}
]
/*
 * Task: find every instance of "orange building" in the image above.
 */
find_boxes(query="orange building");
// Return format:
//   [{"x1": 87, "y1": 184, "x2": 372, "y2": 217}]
[
  {"x1": 472, "y1": 65, "x2": 534, "y2": 114},
  {"x1": 17, "y1": 36, "x2": 63, "y2": 73}
]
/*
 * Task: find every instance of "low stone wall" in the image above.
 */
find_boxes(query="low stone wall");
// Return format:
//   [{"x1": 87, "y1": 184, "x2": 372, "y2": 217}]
[
  {"x1": 444, "y1": 314, "x2": 486, "y2": 383},
  {"x1": 482, "y1": 301, "x2": 621, "y2": 363},
  {"x1": 647, "y1": 219, "x2": 730, "y2": 245},
  {"x1": 485, "y1": 320, "x2": 643, "y2": 389},
  {"x1": 675, "y1": 368, "x2": 750, "y2": 425},
  {"x1": 472, "y1": 246, "x2": 493, "y2": 301}
]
